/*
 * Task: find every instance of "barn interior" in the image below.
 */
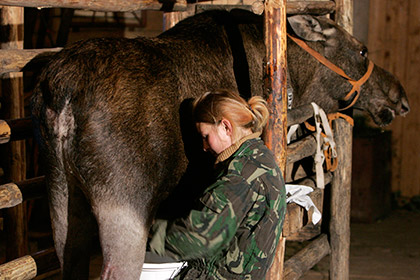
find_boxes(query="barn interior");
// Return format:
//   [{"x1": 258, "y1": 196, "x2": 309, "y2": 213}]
[{"x1": 0, "y1": 0, "x2": 419, "y2": 279}]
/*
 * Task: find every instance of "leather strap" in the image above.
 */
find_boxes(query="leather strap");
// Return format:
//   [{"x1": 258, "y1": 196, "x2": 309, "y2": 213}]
[{"x1": 287, "y1": 34, "x2": 375, "y2": 111}]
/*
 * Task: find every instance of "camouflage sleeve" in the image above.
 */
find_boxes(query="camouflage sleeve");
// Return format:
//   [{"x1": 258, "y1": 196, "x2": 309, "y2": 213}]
[{"x1": 162, "y1": 173, "x2": 252, "y2": 260}]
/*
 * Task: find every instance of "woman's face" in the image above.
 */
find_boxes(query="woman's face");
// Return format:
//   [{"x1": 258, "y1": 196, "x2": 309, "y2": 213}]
[{"x1": 197, "y1": 120, "x2": 233, "y2": 156}]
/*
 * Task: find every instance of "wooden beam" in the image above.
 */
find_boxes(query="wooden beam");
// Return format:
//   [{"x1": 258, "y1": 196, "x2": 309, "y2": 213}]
[
  {"x1": 0, "y1": 119, "x2": 11, "y2": 144},
  {"x1": 0, "y1": 48, "x2": 61, "y2": 75},
  {"x1": 283, "y1": 234, "x2": 330, "y2": 280},
  {"x1": 286, "y1": 0, "x2": 336, "y2": 15},
  {"x1": 0, "y1": 182, "x2": 22, "y2": 209},
  {"x1": 286, "y1": 134, "x2": 317, "y2": 164},
  {"x1": 32, "y1": 248, "x2": 61, "y2": 277},
  {"x1": 0, "y1": 248, "x2": 60, "y2": 279},
  {"x1": 195, "y1": 1, "x2": 336, "y2": 15},
  {"x1": 329, "y1": 118, "x2": 352, "y2": 279},
  {"x1": 0, "y1": 117, "x2": 34, "y2": 143},
  {"x1": 287, "y1": 104, "x2": 315, "y2": 126},
  {"x1": 0, "y1": 176, "x2": 46, "y2": 210},
  {"x1": 0, "y1": 255, "x2": 37, "y2": 280},
  {"x1": 0, "y1": 0, "x2": 188, "y2": 12}
]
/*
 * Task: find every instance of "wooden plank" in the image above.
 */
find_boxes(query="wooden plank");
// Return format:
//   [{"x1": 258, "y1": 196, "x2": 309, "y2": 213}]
[
  {"x1": 398, "y1": 0, "x2": 420, "y2": 197},
  {"x1": 368, "y1": 0, "x2": 420, "y2": 197},
  {"x1": 0, "y1": 0, "x2": 187, "y2": 12},
  {"x1": 329, "y1": 118, "x2": 352, "y2": 280},
  {"x1": 376, "y1": 0, "x2": 408, "y2": 197},
  {"x1": 283, "y1": 234, "x2": 330, "y2": 280}
]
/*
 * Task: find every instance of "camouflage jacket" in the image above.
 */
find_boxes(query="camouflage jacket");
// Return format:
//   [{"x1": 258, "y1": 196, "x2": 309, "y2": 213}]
[{"x1": 149, "y1": 136, "x2": 286, "y2": 279}]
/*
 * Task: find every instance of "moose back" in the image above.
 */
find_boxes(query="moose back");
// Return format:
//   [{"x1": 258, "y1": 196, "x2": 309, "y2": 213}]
[{"x1": 31, "y1": 10, "x2": 409, "y2": 279}]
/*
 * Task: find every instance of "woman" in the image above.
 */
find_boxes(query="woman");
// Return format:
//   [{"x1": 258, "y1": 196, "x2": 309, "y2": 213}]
[{"x1": 149, "y1": 90, "x2": 286, "y2": 279}]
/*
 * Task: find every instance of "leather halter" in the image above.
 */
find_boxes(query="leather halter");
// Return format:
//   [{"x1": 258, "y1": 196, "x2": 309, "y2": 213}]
[{"x1": 287, "y1": 34, "x2": 375, "y2": 111}]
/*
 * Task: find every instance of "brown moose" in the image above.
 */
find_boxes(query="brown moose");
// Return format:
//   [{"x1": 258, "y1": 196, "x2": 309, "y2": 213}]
[{"x1": 30, "y1": 10, "x2": 409, "y2": 279}]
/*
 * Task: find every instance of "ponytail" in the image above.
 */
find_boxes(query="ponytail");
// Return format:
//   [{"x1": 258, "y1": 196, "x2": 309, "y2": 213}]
[{"x1": 193, "y1": 89, "x2": 270, "y2": 141}]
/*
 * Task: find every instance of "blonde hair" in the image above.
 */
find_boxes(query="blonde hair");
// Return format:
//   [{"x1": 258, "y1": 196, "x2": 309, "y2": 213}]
[{"x1": 192, "y1": 89, "x2": 269, "y2": 141}]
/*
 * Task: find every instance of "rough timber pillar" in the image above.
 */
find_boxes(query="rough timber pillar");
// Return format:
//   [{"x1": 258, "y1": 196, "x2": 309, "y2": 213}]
[
  {"x1": 0, "y1": 6, "x2": 28, "y2": 261},
  {"x1": 334, "y1": 0, "x2": 353, "y2": 34},
  {"x1": 329, "y1": 119, "x2": 352, "y2": 280},
  {"x1": 262, "y1": 0, "x2": 287, "y2": 279}
]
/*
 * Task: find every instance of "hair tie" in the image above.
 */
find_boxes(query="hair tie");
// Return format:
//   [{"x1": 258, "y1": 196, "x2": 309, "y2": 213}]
[{"x1": 248, "y1": 105, "x2": 255, "y2": 115}]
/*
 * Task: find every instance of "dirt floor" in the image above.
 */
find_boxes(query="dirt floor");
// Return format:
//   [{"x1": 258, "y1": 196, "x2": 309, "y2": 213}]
[{"x1": 302, "y1": 209, "x2": 420, "y2": 280}]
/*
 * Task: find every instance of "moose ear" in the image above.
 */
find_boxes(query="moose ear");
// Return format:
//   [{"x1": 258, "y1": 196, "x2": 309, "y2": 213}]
[{"x1": 287, "y1": 15, "x2": 326, "y2": 42}]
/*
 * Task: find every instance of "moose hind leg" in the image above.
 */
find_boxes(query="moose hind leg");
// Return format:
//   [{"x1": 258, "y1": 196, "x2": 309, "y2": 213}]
[
  {"x1": 59, "y1": 182, "x2": 97, "y2": 280},
  {"x1": 93, "y1": 203, "x2": 149, "y2": 280}
]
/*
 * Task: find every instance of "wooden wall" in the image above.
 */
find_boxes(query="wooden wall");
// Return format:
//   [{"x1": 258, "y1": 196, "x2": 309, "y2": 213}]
[{"x1": 368, "y1": 0, "x2": 420, "y2": 197}]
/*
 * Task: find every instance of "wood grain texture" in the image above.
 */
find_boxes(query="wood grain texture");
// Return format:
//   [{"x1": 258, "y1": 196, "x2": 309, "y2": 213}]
[
  {"x1": 329, "y1": 118, "x2": 352, "y2": 279},
  {"x1": 368, "y1": 0, "x2": 420, "y2": 197}
]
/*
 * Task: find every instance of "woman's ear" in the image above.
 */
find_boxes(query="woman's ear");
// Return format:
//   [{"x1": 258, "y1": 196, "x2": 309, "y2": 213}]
[{"x1": 220, "y1": 118, "x2": 233, "y2": 136}]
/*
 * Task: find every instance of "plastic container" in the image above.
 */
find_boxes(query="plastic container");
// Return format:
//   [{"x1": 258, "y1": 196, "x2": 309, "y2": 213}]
[{"x1": 139, "y1": 252, "x2": 187, "y2": 280}]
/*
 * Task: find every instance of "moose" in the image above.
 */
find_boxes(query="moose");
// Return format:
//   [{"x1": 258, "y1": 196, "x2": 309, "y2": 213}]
[{"x1": 30, "y1": 9, "x2": 409, "y2": 279}]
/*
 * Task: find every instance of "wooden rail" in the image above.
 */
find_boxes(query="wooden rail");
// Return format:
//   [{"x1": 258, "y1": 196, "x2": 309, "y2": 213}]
[
  {"x1": 0, "y1": 176, "x2": 46, "y2": 209},
  {"x1": 0, "y1": 118, "x2": 33, "y2": 143},
  {"x1": 0, "y1": 248, "x2": 60, "y2": 280},
  {"x1": 283, "y1": 234, "x2": 330, "y2": 280},
  {"x1": 0, "y1": 0, "x2": 335, "y2": 14},
  {"x1": 0, "y1": 0, "x2": 188, "y2": 12}
]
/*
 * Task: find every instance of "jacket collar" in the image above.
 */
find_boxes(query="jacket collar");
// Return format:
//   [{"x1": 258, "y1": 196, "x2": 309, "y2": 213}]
[{"x1": 215, "y1": 132, "x2": 261, "y2": 164}]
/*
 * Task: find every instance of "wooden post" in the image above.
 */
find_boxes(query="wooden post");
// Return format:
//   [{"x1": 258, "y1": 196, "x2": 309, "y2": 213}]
[
  {"x1": 262, "y1": 0, "x2": 287, "y2": 279},
  {"x1": 334, "y1": 0, "x2": 353, "y2": 34},
  {"x1": 1, "y1": 6, "x2": 28, "y2": 261},
  {"x1": 162, "y1": 5, "x2": 195, "y2": 31},
  {"x1": 329, "y1": 118, "x2": 352, "y2": 279}
]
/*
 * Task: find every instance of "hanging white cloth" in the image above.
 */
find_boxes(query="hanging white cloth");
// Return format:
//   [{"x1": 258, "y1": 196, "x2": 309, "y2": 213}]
[{"x1": 286, "y1": 184, "x2": 322, "y2": 225}]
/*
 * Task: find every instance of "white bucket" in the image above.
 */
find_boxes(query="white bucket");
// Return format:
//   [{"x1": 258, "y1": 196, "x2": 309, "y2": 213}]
[
  {"x1": 140, "y1": 262, "x2": 187, "y2": 280},
  {"x1": 140, "y1": 252, "x2": 187, "y2": 280}
]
